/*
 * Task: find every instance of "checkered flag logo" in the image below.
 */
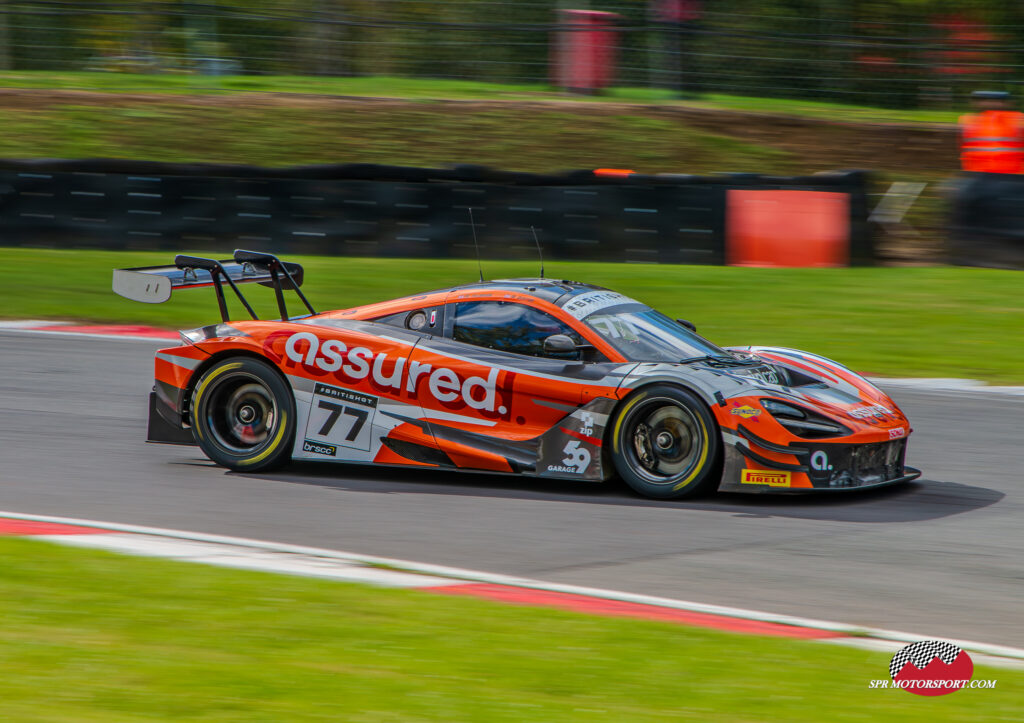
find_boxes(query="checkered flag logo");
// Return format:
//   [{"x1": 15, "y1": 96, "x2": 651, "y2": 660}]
[{"x1": 890, "y1": 640, "x2": 963, "y2": 678}]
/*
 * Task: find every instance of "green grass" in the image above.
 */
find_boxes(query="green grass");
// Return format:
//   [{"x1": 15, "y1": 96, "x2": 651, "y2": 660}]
[
  {"x1": 0, "y1": 536, "x2": 1019, "y2": 722},
  {"x1": 0, "y1": 72, "x2": 961, "y2": 125},
  {"x1": 678, "y1": 93, "x2": 960, "y2": 125},
  {"x1": 3, "y1": 248, "x2": 1022, "y2": 383},
  {"x1": 0, "y1": 71, "x2": 551, "y2": 100},
  {"x1": 0, "y1": 103, "x2": 792, "y2": 174}
]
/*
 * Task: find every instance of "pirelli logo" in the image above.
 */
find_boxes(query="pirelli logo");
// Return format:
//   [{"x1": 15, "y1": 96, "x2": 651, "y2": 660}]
[{"x1": 741, "y1": 469, "x2": 792, "y2": 487}]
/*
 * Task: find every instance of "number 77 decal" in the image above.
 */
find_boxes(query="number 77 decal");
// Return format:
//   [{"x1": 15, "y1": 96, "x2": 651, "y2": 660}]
[{"x1": 317, "y1": 400, "x2": 369, "y2": 442}]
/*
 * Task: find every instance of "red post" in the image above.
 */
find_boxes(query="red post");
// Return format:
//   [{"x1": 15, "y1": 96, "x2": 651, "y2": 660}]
[{"x1": 552, "y1": 10, "x2": 622, "y2": 94}]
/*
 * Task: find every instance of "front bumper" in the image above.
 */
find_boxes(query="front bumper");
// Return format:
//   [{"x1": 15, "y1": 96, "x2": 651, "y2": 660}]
[
  {"x1": 755, "y1": 467, "x2": 922, "y2": 494},
  {"x1": 721, "y1": 423, "x2": 920, "y2": 493}
]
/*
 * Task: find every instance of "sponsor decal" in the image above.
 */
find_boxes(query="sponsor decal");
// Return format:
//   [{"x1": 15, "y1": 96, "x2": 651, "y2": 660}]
[
  {"x1": 562, "y1": 290, "x2": 637, "y2": 320},
  {"x1": 889, "y1": 427, "x2": 907, "y2": 440},
  {"x1": 548, "y1": 440, "x2": 592, "y2": 474},
  {"x1": 749, "y1": 367, "x2": 781, "y2": 385},
  {"x1": 741, "y1": 469, "x2": 792, "y2": 487},
  {"x1": 270, "y1": 331, "x2": 510, "y2": 417},
  {"x1": 868, "y1": 641, "x2": 995, "y2": 695},
  {"x1": 849, "y1": 404, "x2": 894, "y2": 420},
  {"x1": 810, "y1": 450, "x2": 833, "y2": 472},
  {"x1": 305, "y1": 383, "x2": 378, "y2": 452},
  {"x1": 302, "y1": 439, "x2": 338, "y2": 457},
  {"x1": 731, "y1": 405, "x2": 762, "y2": 419},
  {"x1": 313, "y1": 383, "x2": 377, "y2": 408},
  {"x1": 580, "y1": 411, "x2": 596, "y2": 437},
  {"x1": 429, "y1": 309, "x2": 437, "y2": 326},
  {"x1": 730, "y1": 365, "x2": 781, "y2": 386}
]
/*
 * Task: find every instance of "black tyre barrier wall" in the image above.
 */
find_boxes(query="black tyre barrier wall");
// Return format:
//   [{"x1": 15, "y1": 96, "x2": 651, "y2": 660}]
[
  {"x1": 0, "y1": 159, "x2": 874, "y2": 265},
  {"x1": 949, "y1": 172, "x2": 1024, "y2": 269}
]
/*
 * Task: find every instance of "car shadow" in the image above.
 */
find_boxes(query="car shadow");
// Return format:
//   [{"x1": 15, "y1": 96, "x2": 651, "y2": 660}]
[{"x1": 236, "y1": 461, "x2": 1003, "y2": 524}]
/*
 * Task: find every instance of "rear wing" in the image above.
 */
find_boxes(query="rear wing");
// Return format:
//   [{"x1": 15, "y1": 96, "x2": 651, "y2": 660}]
[{"x1": 113, "y1": 249, "x2": 316, "y2": 322}]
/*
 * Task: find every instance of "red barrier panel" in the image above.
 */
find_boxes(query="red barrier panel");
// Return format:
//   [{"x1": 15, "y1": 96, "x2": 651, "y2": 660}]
[{"x1": 726, "y1": 190, "x2": 851, "y2": 267}]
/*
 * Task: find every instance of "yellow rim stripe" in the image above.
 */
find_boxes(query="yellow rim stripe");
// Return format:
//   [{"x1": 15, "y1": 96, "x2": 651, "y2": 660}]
[
  {"x1": 238, "y1": 410, "x2": 289, "y2": 466},
  {"x1": 192, "y1": 362, "x2": 243, "y2": 443},
  {"x1": 611, "y1": 392, "x2": 647, "y2": 454},
  {"x1": 673, "y1": 418, "x2": 710, "y2": 491}
]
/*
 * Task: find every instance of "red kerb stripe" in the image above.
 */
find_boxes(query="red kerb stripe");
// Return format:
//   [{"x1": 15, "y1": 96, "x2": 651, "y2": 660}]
[
  {"x1": 0, "y1": 519, "x2": 109, "y2": 535},
  {"x1": 431, "y1": 583, "x2": 842, "y2": 639}
]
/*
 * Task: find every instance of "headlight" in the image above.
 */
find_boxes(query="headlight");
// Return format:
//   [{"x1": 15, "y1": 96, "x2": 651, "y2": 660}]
[
  {"x1": 760, "y1": 398, "x2": 850, "y2": 438},
  {"x1": 179, "y1": 324, "x2": 248, "y2": 345}
]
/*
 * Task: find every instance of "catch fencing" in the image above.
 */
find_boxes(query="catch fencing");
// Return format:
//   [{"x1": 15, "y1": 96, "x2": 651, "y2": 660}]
[
  {"x1": 0, "y1": 158, "x2": 874, "y2": 265},
  {"x1": 0, "y1": 2, "x2": 1021, "y2": 111}
]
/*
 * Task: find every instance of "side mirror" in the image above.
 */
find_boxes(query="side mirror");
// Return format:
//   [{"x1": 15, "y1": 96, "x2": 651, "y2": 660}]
[
  {"x1": 543, "y1": 334, "x2": 577, "y2": 355},
  {"x1": 676, "y1": 318, "x2": 697, "y2": 333}
]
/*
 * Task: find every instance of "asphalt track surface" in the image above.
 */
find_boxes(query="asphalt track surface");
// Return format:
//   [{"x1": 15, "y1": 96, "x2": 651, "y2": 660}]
[{"x1": 1, "y1": 331, "x2": 1020, "y2": 646}]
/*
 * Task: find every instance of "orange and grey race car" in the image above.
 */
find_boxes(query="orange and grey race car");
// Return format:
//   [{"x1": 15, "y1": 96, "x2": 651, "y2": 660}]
[{"x1": 114, "y1": 250, "x2": 920, "y2": 499}]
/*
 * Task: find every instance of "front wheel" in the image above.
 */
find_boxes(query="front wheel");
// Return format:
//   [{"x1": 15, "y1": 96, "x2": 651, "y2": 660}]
[
  {"x1": 190, "y1": 357, "x2": 295, "y2": 472},
  {"x1": 610, "y1": 385, "x2": 720, "y2": 499}
]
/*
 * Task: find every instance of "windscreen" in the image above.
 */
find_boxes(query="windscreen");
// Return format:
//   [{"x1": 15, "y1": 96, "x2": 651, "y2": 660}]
[{"x1": 584, "y1": 305, "x2": 727, "y2": 362}]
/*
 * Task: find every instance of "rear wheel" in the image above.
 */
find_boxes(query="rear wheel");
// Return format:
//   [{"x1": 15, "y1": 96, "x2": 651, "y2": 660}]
[
  {"x1": 190, "y1": 357, "x2": 295, "y2": 472},
  {"x1": 610, "y1": 385, "x2": 720, "y2": 499}
]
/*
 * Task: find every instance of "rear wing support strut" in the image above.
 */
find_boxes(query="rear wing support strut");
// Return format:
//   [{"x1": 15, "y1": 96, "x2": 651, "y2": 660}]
[
  {"x1": 175, "y1": 255, "x2": 258, "y2": 323},
  {"x1": 234, "y1": 250, "x2": 316, "y2": 322}
]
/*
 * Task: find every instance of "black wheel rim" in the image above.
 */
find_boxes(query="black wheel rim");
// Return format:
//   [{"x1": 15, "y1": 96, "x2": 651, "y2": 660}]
[
  {"x1": 623, "y1": 397, "x2": 704, "y2": 485},
  {"x1": 203, "y1": 372, "x2": 278, "y2": 455}
]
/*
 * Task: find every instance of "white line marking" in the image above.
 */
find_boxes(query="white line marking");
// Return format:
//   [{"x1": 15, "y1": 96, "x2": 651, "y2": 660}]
[
  {"x1": 0, "y1": 328, "x2": 173, "y2": 343},
  {"x1": 0, "y1": 320, "x2": 72, "y2": 328},
  {"x1": 38, "y1": 534, "x2": 458, "y2": 588},
  {"x1": 823, "y1": 637, "x2": 1024, "y2": 671},
  {"x1": 870, "y1": 377, "x2": 1024, "y2": 396},
  {"x1": 3, "y1": 322, "x2": 1024, "y2": 394},
  {"x1": 3, "y1": 510, "x2": 1023, "y2": 666}
]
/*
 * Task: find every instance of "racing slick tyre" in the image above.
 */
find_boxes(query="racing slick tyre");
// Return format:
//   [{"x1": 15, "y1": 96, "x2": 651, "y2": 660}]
[
  {"x1": 610, "y1": 384, "x2": 721, "y2": 499},
  {"x1": 190, "y1": 357, "x2": 295, "y2": 472}
]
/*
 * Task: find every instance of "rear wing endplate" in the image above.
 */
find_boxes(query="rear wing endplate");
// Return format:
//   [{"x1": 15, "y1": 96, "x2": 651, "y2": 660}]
[{"x1": 113, "y1": 249, "x2": 316, "y2": 322}]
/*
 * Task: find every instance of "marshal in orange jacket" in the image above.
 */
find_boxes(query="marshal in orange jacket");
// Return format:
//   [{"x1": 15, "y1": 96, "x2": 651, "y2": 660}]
[{"x1": 959, "y1": 109, "x2": 1024, "y2": 173}]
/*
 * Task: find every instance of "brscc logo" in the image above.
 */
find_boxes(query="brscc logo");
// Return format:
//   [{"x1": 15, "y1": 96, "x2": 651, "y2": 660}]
[{"x1": 888, "y1": 641, "x2": 974, "y2": 696}]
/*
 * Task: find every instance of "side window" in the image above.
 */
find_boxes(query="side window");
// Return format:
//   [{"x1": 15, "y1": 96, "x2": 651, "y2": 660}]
[
  {"x1": 452, "y1": 301, "x2": 583, "y2": 359},
  {"x1": 371, "y1": 306, "x2": 442, "y2": 334}
]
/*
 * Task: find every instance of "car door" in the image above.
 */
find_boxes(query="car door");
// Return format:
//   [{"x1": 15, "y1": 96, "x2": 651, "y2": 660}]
[
  {"x1": 268, "y1": 319, "x2": 434, "y2": 466},
  {"x1": 405, "y1": 298, "x2": 630, "y2": 476}
]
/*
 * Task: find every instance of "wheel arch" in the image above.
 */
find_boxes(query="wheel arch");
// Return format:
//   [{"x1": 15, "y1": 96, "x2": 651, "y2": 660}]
[
  {"x1": 183, "y1": 348, "x2": 292, "y2": 426},
  {"x1": 606, "y1": 380, "x2": 722, "y2": 450},
  {"x1": 605, "y1": 380, "x2": 725, "y2": 489}
]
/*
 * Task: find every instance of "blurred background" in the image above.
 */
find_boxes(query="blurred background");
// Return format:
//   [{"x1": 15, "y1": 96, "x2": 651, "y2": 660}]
[
  {"x1": 0, "y1": 0, "x2": 1023, "y2": 269},
  {"x1": 0, "y1": 0, "x2": 1020, "y2": 109}
]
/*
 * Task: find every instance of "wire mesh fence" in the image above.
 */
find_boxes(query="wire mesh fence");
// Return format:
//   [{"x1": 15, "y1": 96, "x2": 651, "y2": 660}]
[{"x1": 0, "y1": 1, "x2": 1021, "y2": 111}]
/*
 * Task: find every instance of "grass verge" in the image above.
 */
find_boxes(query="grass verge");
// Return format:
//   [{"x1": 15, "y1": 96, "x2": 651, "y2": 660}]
[
  {"x1": 0, "y1": 536, "x2": 1019, "y2": 722},
  {"x1": 0, "y1": 101, "x2": 793, "y2": 174},
  {"x1": 0, "y1": 72, "x2": 962, "y2": 124},
  {"x1": 3, "y1": 248, "x2": 1022, "y2": 383}
]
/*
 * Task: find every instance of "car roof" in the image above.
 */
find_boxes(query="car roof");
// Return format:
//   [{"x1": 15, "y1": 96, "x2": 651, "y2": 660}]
[
  {"x1": 322, "y1": 277, "x2": 620, "y2": 323},
  {"x1": 437, "y1": 278, "x2": 610, "y2": 306}
]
